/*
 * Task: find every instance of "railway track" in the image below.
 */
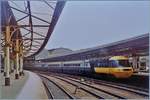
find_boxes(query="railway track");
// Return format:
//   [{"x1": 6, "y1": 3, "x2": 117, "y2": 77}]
[
  {"x1": 52, "y1": 75, "x2": 125, "y2": 99},
  {"x1": 41, "y1": 78, "x2": 54, "y2": 99},
  {"x1": 35, "y1": 71, "x2": 148, "y2": 92},
  {"x1": 65, "y1": 76, "x2": 149, "y2": 97},
  {"x1": 39, "y1": 73, "x2": 127, "y2": 99},
  {"x1": 39, "y1": 75, "x2": 75, "y2": 99},
  {"x1": 35, "y1": 71, "x2": 149, "y2": 99},
  {"x1": 92, "y1": 78, "x2": 149, "y2": 96},
  {"x1": 51, "y1": 72, "x2": 149, "y2": 94},
  {"x1": 40, "y1": 74, "x2": 103, "y2": 99},
  {"x1": 44, "y1": 73, "x2": 148, "y2": 99},
  {"x1": 60, "y1": 74, "x2": 149, "y2": 96},
  {"x1": 92, "y1": 74, "x2": 149, "y2": 90}
]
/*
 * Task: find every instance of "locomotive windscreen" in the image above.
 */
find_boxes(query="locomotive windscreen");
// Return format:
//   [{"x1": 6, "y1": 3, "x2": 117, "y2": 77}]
[{"x1": 118, "y1": 60, "x2": 131, "y2": 67}]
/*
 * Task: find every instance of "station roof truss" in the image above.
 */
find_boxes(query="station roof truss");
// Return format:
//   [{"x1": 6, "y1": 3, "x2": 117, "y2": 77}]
[
  {"x1": 1, "y1": 0, "x2": 66, "y2": 58},
  {"x1": 40, "y1": 33, "x2": 149, "y2": 62}
]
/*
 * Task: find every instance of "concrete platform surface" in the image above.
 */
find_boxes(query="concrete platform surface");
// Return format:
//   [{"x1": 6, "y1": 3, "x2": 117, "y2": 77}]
[
  {"x1": 0, "y1": 71, "x2": 48, "y2": 99},
  {"x1": 133, "y1": 72, "x2": 149, "y2": 77}
]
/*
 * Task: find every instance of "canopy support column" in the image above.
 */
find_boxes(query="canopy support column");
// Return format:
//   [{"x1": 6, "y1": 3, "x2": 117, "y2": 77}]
[
  {"x1": 15, "y1": 40, "x2": 20, "y2": 79},
  {"x1": 5, "y1": 26, "x2": 11, "y2": 86}
]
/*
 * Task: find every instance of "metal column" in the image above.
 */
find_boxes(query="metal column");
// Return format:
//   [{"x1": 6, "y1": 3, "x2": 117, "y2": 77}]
[
  {"x1": 20, "y1": 42, "x2": 24, "y2": 76},
  {"x1": 3, "y1": 51, "x2": 6, "y2": 76},
  {"x1": 132, "y1": 56, "x2": 139, "y2": 72},
  {"x1": 19, "y1": 56, "x2": 23, "y2": 76},
  {"x1": 5, "y1": 26, "x2": 11, "y2": 86},
  {"x1": 10, "y1": 59, "x2": 14, "y2": 73},
  {"x1": 15, "y1": 40, "x2": 20, "y2": 79}
]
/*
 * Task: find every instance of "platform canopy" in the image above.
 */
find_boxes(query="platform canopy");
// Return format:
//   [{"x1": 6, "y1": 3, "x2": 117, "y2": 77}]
[
  {"x1": 1, "y1": 0, "x2": 65, "y2": 58},
  {"x1": 40, "y1": 33, "x2": 149, "y2": 62}
]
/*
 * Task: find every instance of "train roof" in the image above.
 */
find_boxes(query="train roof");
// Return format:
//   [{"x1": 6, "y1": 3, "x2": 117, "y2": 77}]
[
  {"x1": 89, "y1": 56, "x2": 128, "y2": 62},
  {"x1": 109, "y1": 56, "x2": 128, "y2": 60}
]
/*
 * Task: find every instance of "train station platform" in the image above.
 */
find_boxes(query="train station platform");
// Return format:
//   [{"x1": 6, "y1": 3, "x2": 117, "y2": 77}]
[
  {"x1": 0, "y1": 70, "x2": 48, "y2": 99},
  {"x1": 133, "y1": 72, "x2": 149, "y2": 77}
]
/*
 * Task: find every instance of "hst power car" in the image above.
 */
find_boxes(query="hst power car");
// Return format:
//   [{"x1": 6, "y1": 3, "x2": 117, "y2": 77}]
[{"x1": 90, "y1": 56, "x2": 133, "y2": 78}]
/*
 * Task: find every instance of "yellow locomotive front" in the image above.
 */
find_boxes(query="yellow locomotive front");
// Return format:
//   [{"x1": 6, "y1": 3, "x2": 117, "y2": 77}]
[
  {"x1": 109, "y1": 56, "x2": 133, "y2": 78},
  {"x1": 91, "y1": 56, "x2": 133, "y2": 78}
]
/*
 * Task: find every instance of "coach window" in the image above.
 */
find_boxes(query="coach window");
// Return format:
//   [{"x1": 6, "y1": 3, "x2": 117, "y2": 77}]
[
  {"x1": 109, "y1": 61, "x2": 114, "y2": 67},
  {"x1": 104, "y1": 62, "x2": 107, "y2": 67},
  {"x1": 97, "y1": 62, "x2": 99, "y2": 67},
  {"x1": 103, "y1": 62, "x2": 106, "y2": 67},
  {"x1": 100, "y1": 62, "x2": 102, "y2": 67},
  {"x1": 85, "y1": 63, "x2": 87, "y2": 66},
  {"x1": 94, "y1": 62, "x2": 97, "y2": 67}
]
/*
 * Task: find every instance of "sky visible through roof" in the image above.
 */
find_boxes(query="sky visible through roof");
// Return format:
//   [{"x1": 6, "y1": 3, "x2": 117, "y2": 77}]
[{"x1": 45, "y1": 1, "x2": 150, "y2": 51}]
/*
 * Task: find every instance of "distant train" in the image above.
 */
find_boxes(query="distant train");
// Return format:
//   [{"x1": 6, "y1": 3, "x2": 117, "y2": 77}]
[{"x1": 26, "y1": 56, "x2": 133, "y2": 78}]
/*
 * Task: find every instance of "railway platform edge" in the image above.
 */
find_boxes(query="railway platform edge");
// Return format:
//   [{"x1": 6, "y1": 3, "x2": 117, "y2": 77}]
[{"x1": 0, "y1": 70, "x2": 48, "y2": 99}]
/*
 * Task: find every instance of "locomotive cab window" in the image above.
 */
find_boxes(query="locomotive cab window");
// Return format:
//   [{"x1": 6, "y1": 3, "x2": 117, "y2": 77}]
[
  {"x1": 109, "y1": 60, "x2": 118, "y2": 67},
  {"x1": 118, "y1": 60, "x2": 130, "y2": 67}
]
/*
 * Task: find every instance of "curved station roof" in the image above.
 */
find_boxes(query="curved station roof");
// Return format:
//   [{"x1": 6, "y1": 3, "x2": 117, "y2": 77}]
[{"x1": 1, "y1": 1, "x2": 65, "y2": 58}]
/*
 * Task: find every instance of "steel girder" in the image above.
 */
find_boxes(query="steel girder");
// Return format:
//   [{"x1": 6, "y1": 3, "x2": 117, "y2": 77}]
[{"x1": 1, "y1": 1, "x2": 66, "y2": 58}]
